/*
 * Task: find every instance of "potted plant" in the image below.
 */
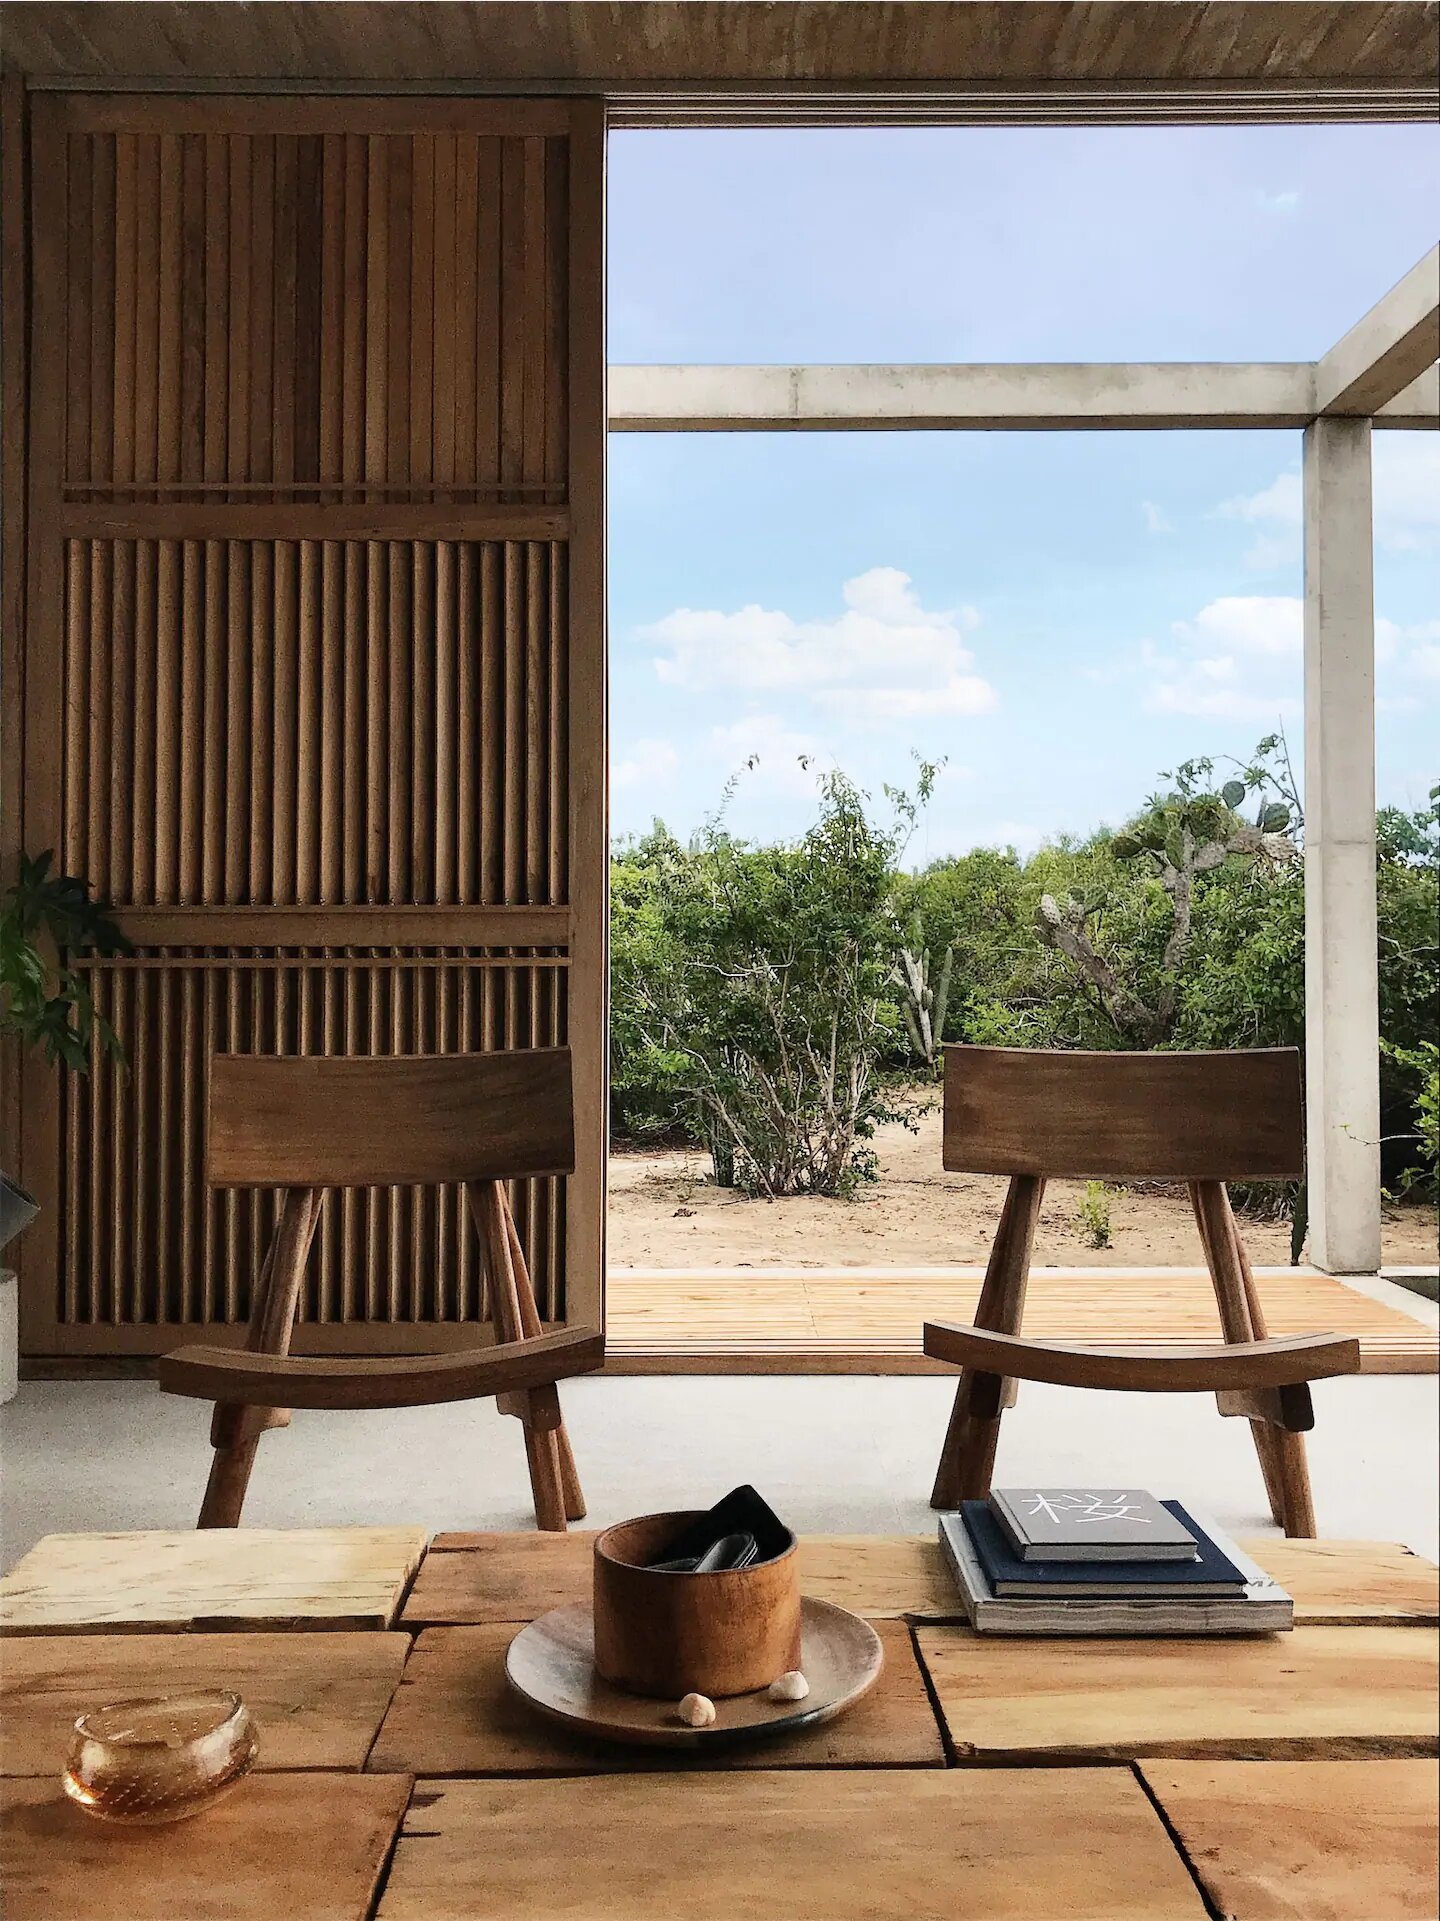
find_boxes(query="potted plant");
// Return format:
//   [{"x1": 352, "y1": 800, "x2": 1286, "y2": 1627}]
[{"x1": 1, "y1": 852, "x2": 129, "y2": 1400}]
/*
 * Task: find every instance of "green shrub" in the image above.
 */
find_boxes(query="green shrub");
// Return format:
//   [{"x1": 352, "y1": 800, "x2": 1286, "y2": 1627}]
[
  {"x1": 609, "y1": 747, "x2": 1439, "y2": 1211},
  {"x1": 1076, "y1": 1180, "x2": 1117, "y2": 1251},
  {"x1": 611, "y1": 768, "x2": 921, "y2": 1197}
]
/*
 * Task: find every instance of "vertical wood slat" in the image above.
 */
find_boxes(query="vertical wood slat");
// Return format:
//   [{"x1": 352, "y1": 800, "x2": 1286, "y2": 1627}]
[
  {"x1": 133, "y1": 136, "x2": 160, "y2": 486},
  {"x1": 202, "y1": 134, "x2": 229, "y2": 487},
  {"x1": 179, "y1": 133, "x2": 205, "y2": 485},
  {"x1": 23, "y1": 100, "x2": 594, "y2": 1354},
  {"x1": 156, "y1": 135, "x2": 182, "y2": 487},
  {"x1": 59, "y1": 113, "x2": 568, "y2": 504},
  {"x1": 63, "y1": 135, "x2": 91, "y2": 488},
  {"x1": 271, "y1": 134, "x2": 298, "y2": 487},
  {"x1": 110, "y1": 132, "x2": 136, "y2": 488}
]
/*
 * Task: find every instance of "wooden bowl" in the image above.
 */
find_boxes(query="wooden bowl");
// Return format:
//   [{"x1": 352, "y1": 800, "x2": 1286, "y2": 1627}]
[{"x1": 592, "y1": 1511, "x2": 802, "y2": 1699}]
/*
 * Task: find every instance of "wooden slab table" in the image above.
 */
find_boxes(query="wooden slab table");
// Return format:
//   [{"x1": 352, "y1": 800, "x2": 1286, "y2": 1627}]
[
  {"x1": 0, "y1": 1526, "x2": 1435, "y2": 1921},
  {"x1": 400, "y1": 1528, "x2": 1440, "y2": 1628},
  {"x1": 0, "y1": 1527, "x2": 427, "y2": 1634},
  {"x1": 377, "y1": 1770, "x2": 1206, "y2": 1920}
]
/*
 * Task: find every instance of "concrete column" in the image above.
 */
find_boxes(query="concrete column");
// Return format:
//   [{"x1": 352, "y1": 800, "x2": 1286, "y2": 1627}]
[{"x1": 1303, "y1": 416, "x2": 1381, "y2": 1274}]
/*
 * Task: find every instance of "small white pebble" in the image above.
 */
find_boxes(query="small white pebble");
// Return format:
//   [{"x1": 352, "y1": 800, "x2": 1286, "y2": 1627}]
[
  {"x1": 677, "y1": 1692, "x2": 716, "y2": 1728},
  {"x1": 767, "y1": 1670, "x2": 809, "y2": 1703}
]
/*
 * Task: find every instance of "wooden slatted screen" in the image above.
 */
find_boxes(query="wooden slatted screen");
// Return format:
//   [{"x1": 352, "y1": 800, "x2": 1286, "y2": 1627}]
[{"x1": 8, "y1": 94, "x2": 606, "y2": 1358}]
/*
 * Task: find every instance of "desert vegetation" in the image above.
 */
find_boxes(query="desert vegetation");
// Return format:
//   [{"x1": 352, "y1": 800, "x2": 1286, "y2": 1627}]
[{"x1": 611, "y1": 736, "x2": 1439, "y2": 1234}]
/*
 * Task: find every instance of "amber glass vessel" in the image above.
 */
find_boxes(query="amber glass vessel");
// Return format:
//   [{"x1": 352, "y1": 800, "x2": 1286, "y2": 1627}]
[{"x1": 63, "y1": 1691, "x2": 257, "y2": 1824}]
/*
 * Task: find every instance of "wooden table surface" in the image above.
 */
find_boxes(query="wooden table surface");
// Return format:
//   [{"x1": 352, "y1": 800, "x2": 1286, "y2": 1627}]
[
  {"x1": 0, "y1": 1631, "x2": 411, "y2": 1777},
  {"x1": 401, "y1": 1529, "x2": 1440, "y2": 1629},
  {"x1": 376, "y1": 1770, "x2": 1207, "y2": 1921},
  {"x1": 1, "y1": 1527, "x2": 1436, "y2": 1920},
  {"x1": 0, "y1": 1528, "x2": 427, "y2": 1634},
  {"x1": 1135, "y1": 1759, "x2": 1440, "y2": 1921}
]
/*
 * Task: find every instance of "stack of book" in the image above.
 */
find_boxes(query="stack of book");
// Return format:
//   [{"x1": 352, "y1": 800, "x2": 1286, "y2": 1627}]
[{"x1": 938, "y1": 1487, "x2": 1292, "y2": 1635}]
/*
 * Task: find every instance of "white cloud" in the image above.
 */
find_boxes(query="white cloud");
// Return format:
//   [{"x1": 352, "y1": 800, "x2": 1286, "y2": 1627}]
[
  {"x1": 1142, "y1": 500, "x2": 1174, "y2": 535},
  {"x1": 613, "y1": 737, "x2": 680, "y2": 790},
  {"x1": 1255, "y1": 189, "x2": 1300, "y2": 214},
  {"x1": 636, "y1": 566, "x2": 996, "y2": 725},
  {"x1": 1377, "y1": 617, "x2": 1440, "y2": 681},
  {"x1": 1148, "y1": 681, "x2": 1299, "y2": 722},
  {"x1": 1144, "y1": 595, "x2": 1302, "y2": 720},
  {"x1": 1141, "y1": 594, "x2": 1437, "y2": 716},
  {"x1": 1216, "y1": 471, "x2": 1301, "y2": 571},
  {"x1": 708, "y1": 714, "x2": 827, "y2": 796},
  {"x1": 818, "y1": 677, "x2": 996, "y2": 721},
  {"x1": 1219, "y1": 472, "x2": 1301, "y2": 528},
  {"x1": 1171, "y1": 595, "x2": 1303, "y2": 659},
  {"x1": 1374, "y1": 437, "x2": 1440, "y2": 553},
  {"x1": 1219, "y1": 442, "x2": 1440, "y2": 560}
]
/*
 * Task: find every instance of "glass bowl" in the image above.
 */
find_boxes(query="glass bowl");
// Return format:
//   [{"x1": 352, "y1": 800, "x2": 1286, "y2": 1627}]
[{"x1": 62, "y1": 1690, "x2": 258, "y2": 1824}]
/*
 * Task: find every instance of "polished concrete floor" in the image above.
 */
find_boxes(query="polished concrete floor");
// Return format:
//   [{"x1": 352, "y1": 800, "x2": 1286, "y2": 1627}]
[{"x1": 2, "y1": 1370, "x2": 1436, "y2": 1570}]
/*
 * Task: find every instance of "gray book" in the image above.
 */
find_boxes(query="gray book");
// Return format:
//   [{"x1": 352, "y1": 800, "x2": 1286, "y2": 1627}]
[
  {"x1": 992, "y1": 1487, "x2": 1198, "y2": 1562},
  {"x1": 939, "y1": 1508, "x2": 1293, "y2": 1636}
]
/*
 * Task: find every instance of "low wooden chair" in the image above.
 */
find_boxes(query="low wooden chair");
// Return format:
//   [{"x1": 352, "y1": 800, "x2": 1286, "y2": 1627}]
[
  {"x1": 925, "y1": 1046, "x2": 1361, "y2": 1538},
  {"x1": 158, "y1": 1048, "x2": 602, "y2": 1533}
]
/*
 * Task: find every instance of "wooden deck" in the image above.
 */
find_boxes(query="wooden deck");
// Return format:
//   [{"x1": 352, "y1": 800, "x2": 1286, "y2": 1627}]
[{"x1": 605, "y1": 1266, "x2": 1439, "y2": 1375}]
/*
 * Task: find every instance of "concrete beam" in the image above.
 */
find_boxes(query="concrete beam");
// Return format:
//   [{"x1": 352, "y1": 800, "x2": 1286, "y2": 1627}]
[
  {"x1": 1375, "y1": 366, "x2": 1439, "y2": 429},
  {"x1": 607, "y1": 362, "x2": 1317, "y2": 431},
  {"x1": 1316, "y1": 244, "x2": 1440, "y2": 416},
  {"x1": 1303, "y1": 417, "x2": 1381, "y2": 1277}
]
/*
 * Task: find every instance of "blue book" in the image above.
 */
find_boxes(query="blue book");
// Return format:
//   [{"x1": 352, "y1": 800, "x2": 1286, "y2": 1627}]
[{"x1": 961, "y1": 1499, "x2": 1247, "y2": 1598}]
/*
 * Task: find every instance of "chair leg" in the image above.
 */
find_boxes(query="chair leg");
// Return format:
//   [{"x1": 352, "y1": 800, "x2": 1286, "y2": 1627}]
[
  {"x1": 505, "y1": 1207, "x2": 585, "y2": 1521},
  {"x1": 199, "y1": 1426, "x2": 263, "y2": 1530},
  {"x1": 930, "y1": 1175, "x2": 1043, "y2": 1510},
  {"x1": 1192, "y1": 1180, "x2": 1318, "y2": 1537},
  {"x1": 932, "y1": 1374, "x2": 1008, "y2": 1505},
  {"x1": 198, "y1": 1188, "x2": 320, "y2": 1530},
  {"x1": 518, "y1": 1396, "x2": 568, "y2": 1534},
  {"x1": 473, "y1": 1180, "x2": 585, "y2": 1531},
  {"x1": 930, "y1": 1382, "x2": 973, "y2": 1509},
  {"x1": 1265, "y1": 1427, "x2": 1317, "y2": 1537},
  {"x1": 1247, "y1": 1419, "x2": 1288, "y2": 1529},
  {"x1": 555, "y1": 1424, "x2": 587, "y2": 1523}
]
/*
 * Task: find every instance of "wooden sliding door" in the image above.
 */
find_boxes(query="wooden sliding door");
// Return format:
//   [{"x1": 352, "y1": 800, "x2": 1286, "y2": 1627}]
[{"x1": 5, "y1": 93, "x2": 606, "y2": 1359}]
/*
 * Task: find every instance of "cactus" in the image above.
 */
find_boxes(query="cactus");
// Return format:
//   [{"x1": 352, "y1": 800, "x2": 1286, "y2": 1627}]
[
  {"x1": 891, "y1": 913, "x2": 954, "y2": 1068},
  {"x1": 1035, "y1": 743, "x2": 1299, "y2": 1047}
]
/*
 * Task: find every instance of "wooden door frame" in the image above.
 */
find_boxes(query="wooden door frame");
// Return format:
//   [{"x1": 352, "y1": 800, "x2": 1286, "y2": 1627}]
[{"x1": 564, "y1": 95, "x2": 608, "y2": 1343}]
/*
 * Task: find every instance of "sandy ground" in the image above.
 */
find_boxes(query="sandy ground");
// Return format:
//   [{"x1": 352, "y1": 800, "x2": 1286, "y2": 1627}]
[{"x1": 609, "y1": 1104, "x2": 1440, "y2": 1269}]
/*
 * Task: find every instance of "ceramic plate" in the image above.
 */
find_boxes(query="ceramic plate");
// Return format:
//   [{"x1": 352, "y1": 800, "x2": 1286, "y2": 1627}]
[{"x1": 505, "y1": 1596, "x2": 884, "y2": 1748}]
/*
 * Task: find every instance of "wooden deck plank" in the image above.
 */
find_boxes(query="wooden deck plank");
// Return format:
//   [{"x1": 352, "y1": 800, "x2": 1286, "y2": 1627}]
[
  {"x1": 1245, "y1": 1539, "x2": 1440, "y2": 1626},
  {"x1": 0, "y1": 1528, "x2": 428, "y2": 1634},
  {"x1": 402, "y1": 1533, "x2": 958, "y2": 1628},
  {"x1": 915, "y1": 1623, "x2": 1440, "y2": 1762},
  {"x1": 0, "y1": 1772, "x2": 412, "y2": 1921},
  {"x1": 605, "y1": 1266, "x2": 1438, "y2": 1374},
  {"x1": 0, "y1": 1631, "x2": 411, "y2": 1776},
  {"x1": 402, "y1": 1535, "x2": 1438, "y2": 1631},
  {"x1": 369, "y1": 1619, "x2": 943, "y2": 1773},
  {"x1": 1136, "y1": 1759, "x2": 1440, "y2": 1921},
  {"x1": 377, "y1": 1770, "x2": 1207, "y2": 1920}
]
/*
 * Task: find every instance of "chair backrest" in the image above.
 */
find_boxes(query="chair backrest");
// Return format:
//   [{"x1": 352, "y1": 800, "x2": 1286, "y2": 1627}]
[
  {"x1": 206, "y1": 1049, "x2": 574, "y2": 1188},
  {"x1": 943, "y1": 1045, "x2": 1303, "y2": 1182}
]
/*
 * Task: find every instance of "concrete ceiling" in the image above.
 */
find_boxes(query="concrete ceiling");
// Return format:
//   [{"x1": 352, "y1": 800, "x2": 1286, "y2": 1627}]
[{"x1": 3, "y1": 3, "x2": 1437, "y2": 124}]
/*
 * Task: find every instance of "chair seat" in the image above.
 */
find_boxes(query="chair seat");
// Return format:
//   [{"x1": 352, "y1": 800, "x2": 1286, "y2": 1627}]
[
  {"x1": 922, "y1": 1322, "x2": 1361, "y2": 1394},
  {"x1": 158, "y1": 1325, "x2": 605, "y2": 1412}
]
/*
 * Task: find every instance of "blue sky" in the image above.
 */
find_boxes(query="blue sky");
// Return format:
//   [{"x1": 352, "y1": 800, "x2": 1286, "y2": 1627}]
[{"x1": 607, "y1": 126, "x2": 1439, "y2": 857}]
